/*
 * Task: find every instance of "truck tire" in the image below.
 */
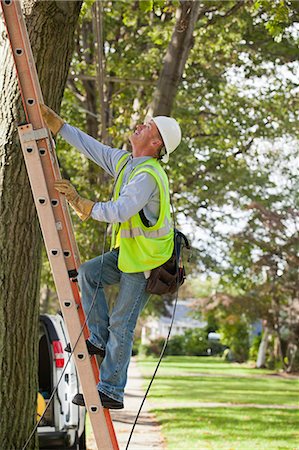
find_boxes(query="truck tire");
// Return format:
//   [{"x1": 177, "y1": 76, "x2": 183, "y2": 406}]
[
  {"x1": 79, "y1": 428, "x2": 86, "y2": 450},
  {"x1": 69, "y1": 429, "x2": 85, "y2": 450}
]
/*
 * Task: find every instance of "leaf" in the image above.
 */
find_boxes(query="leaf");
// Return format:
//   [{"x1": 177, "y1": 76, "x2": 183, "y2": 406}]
[{"x1": 139, "y1": 0, "x2": 154, "y2": 13}]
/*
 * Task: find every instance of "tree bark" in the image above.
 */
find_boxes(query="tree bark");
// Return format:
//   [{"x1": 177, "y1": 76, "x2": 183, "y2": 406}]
[
  {"x1": 256, "y1": 326, "x2": 269, "y2": 368},
  {"x1": 0, "y1": 1, "x2": 82, "y2": 448},
  {"x1": 286, "y1": 342, "x2": 298, "y2": 373},
  {"x1": 148, "y1": 0, "x2": 203, "y2": 117},
  {"x1": 93, "y1": 0, "x2": 109, "y2": 144},
  {"x1": 81, "y1": 18, "x2": 99, "y2": 139}
]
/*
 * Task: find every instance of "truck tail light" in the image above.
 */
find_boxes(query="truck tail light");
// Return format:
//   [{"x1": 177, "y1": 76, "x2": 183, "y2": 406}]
[{"x1": 53, "y1": 340, "x2": 64, "y2": 368}]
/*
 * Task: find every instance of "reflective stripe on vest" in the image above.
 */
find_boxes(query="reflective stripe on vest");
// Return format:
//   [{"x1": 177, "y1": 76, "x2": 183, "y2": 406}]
[{"x1": 120, "y1": 217, "x2": 171, "y2": 239}]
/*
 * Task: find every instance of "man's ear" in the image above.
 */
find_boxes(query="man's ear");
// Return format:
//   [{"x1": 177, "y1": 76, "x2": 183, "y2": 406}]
[{"x1": 151, "y1": 137, "x2": 163, "y2": 148}]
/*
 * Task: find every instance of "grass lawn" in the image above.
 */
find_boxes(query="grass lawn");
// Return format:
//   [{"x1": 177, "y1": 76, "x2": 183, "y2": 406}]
[{"x1": 137, "y1": 356, "x2": 299, "y2": 450}]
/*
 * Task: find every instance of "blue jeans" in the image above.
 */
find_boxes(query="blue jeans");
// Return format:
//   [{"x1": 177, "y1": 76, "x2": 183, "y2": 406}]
[{"x1": 78, "y1": 249, "x2": 150, "y2": 403}]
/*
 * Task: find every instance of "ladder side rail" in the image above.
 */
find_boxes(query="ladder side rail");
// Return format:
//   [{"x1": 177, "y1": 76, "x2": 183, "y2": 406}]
[
  {"x1": 16, "y1": 0, "x2": 83, "y2": 271},
  {"x1": 1, "y1": 0, "x2": 81, "y2": 271},
  {"x1": 18, "y1": 125, "x2": 118, "y2": 450}
]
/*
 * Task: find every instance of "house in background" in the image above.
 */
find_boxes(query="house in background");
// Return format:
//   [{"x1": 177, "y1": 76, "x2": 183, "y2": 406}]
[{"x1": 141, "y1": 299, "x2": 206, "y2": 345}]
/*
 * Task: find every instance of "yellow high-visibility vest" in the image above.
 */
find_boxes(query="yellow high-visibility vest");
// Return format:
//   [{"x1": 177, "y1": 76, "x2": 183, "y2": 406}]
[{"x1": 111, "y1": 155, "x2": 174, "y2": 273}]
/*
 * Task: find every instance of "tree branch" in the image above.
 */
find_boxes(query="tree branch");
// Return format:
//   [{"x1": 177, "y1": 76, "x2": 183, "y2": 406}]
[
  {"x1": 68, "y1": 74, "x2": 156, "y2": 85},
  {"x1": 92, "y1": 1, "x2": 108, "y2": 143},
  {"x1": 67, "y1": 78, "x2": 85, "y2": 103},
  {"x1": 205, "y1": 1, "x2": 246, "y2": 28}
]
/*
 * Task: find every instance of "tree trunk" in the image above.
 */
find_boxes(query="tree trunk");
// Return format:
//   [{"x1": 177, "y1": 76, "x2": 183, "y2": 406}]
[
  {"x1": 256, "y1": 326, "x2": 269, "y2": 368},
  {"x1": 148, "y1": 0, "x2": 203, "y2": 116},
  {"x1": 286, "y1": 342, "x2": 298, "y2": 373},
  {"x1": 92, "y1": 0, "x2": 109, "y2": 144},
  {"x1": 81, "y1": 18, "x2": 99, "y2": 139},
  {"x1": 0, "y1": 1, "x2": 82, "y2": 448}
]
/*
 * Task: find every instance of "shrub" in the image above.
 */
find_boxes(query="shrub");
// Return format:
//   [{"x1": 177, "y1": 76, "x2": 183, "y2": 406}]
[
  {"x1": 208, "y1": 340, "x2": 227, "y2": 356},
  {"x1": 142, "y1": 328, "x2": 226, "y2": 357},
  {"x1": 249, "y1": 334, "x2": 262, "y2": 361},
  {"x1": 132, "y1": 338, "x2": 141, "y2": 356},
  {"x1": 142, "y1": 337, "x2": 165, "y2": 356},
  {"x1": 165, "y1": 334, "x2": 185, "y2": 355},
  {"x1": 219, "y1": 318, "x2": 250, "y2": 362},
  {"x1": 183, "y1": 329, "x2": 209, "y2": 356}
]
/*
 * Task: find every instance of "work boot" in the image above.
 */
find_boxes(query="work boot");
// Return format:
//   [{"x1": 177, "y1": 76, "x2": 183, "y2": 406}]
[
  {"x1": 65, "y1": 339, "x2": 105, "y2": 358},
  {"x1": 72, "y1": 391, "x2": 124, "y2": 410}
]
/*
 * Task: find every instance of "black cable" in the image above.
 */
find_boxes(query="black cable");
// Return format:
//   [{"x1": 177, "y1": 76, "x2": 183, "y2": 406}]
[{"x1": 125, "y1": 192, "x2": 183, "y2": 450}]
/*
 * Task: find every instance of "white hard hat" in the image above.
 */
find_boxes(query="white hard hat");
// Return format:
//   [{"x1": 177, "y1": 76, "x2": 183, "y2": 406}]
[{"x1": 152, "y1": 116, "x2": 181, "y2": 163}]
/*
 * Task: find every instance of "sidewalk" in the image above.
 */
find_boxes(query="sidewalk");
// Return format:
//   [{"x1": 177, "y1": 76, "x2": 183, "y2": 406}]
[{"x1": 87, "y1": 357, "x2": 166, "y2": 450}]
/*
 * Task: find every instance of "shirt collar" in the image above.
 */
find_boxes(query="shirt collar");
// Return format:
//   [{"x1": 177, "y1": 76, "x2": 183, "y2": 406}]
[{"x1": 129, "y1": 155, "x2": 154, "y2": 168}]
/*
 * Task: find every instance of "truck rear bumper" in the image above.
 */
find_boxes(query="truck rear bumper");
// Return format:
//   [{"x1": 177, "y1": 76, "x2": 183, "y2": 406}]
[{"x1": 38, "y1": 430, "x2": 67, "y2": 448}]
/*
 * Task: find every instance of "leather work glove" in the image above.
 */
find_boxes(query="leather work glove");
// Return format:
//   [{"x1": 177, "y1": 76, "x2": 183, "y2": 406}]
[
  {"x1": 54, "y1": 179, "x2": 95, "y2": 221},
  {"x1": 40, "y1": 104, "x2": 65, "y2": 135}
]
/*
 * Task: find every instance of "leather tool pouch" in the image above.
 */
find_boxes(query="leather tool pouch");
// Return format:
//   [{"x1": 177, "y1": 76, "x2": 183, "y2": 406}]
[{"x1": 146, "y1": 229, "x2": 190, "y2": 295}]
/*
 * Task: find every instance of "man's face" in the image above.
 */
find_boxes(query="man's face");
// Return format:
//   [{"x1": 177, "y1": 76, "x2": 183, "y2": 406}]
[{"x1": 130, "y1": 119, "x2": 162, "y2": 150}]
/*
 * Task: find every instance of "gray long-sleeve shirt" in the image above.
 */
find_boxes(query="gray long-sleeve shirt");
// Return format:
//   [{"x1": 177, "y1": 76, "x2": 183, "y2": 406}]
[{"x1": 59, "y1": 124, "x2": 160, "y2": 226}]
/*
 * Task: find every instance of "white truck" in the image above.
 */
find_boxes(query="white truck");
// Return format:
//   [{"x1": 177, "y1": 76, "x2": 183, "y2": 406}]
[{"x1": 38, "y1": 313, "x2": 86, "y2": 449}]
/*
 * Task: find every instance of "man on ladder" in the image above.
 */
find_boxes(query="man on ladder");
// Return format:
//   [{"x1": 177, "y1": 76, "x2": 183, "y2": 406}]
[{"x1": 40, "y1": 104, "x2": 181, "y2": 410}]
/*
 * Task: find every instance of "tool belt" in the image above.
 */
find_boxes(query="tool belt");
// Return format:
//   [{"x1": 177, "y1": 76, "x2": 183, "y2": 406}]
[{"x1": 146, "y1": 229, "x2": 190, "y2": 295}]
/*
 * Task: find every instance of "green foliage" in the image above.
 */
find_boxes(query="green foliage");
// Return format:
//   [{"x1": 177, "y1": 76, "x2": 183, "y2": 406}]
[
  {"x1": 143, "y1": 337, "x2": 165, "y2": 356},
  {"x1": 249, "y1": 334, "x2": 262, "y2": 361},
  {"x1": 165, "y1": 334, "x2": 185, "y2": 356},
  {"x1": 143, "y1": 328, "x2": 226, "y2": 357},
  {"x1": 139, "y1": 0, "x2": 154, "y2": 13},
  {"x1": 60, "y1": 1, "x2": 299, "y2": 267},
  {"x1": 81, "y1": 0, "x2": 96, "y2": 18},
  {"x1": 254, "y1": 0, "x2": 293, "y2": 42},
  {"x1": 132, "y1": 337, "x2": 141, "y2": 356},
  {"x1": 204, "y1": 311, "x2": 220, "y2": 335},
  {"x1": 219, "y1": 317, "x2": 250, "y2": 362},
  {"x1": 183, "y1": 329, "x2": 209, "y2": 356}
]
